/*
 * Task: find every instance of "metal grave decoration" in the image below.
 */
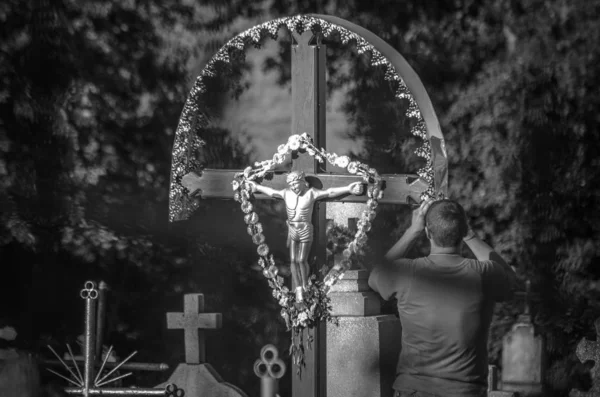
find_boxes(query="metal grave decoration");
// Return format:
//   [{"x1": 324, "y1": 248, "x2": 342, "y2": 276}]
[{"x1": 47, "y1": 281, "x2": 184, "y2": 396}]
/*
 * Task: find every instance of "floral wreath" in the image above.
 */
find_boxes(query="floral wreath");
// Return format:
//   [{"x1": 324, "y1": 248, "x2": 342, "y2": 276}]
[{"x1": 231, "y1": 132, "x2": 383, "y2": 373}]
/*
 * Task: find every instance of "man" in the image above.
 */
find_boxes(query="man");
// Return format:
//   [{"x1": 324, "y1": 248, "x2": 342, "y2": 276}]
[
  {"x1": 368, "y1": 199, "x2": 518, "y2": 397},
  {"x1": 249, "y1": 171, "x2": 363, "y2": 302}
]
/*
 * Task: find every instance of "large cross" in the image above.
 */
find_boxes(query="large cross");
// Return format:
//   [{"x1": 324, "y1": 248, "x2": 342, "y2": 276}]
[
  {"x1": 166, "y1": 293, "x2": 223, "y2": 364},
  {"x1": 181, "y1": 30, "x2": 427, "y2": 397}
]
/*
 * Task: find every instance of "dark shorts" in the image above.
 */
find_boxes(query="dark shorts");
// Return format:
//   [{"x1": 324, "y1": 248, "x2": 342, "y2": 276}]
[{"x1": 394, "y1": 391, "x2": 442, "y2": 397}]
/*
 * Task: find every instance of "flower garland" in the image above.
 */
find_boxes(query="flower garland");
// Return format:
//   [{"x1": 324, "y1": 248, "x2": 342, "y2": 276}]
[{"x1": 231, "y1": 132, "x2": 383, "y2": 373}]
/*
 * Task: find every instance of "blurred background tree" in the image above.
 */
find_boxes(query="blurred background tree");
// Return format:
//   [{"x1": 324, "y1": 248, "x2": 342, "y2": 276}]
[{"x1": 0, "y1": 0, "x2": 599, "y2": 395}]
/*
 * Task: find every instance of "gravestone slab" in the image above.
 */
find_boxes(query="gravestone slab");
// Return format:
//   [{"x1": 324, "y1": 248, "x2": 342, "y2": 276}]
[
  {"x1": 488, "y1": 365, "x2": 518, "y2": 397},
  {"x1": 570, "y1": 318, "x2": 600, "y2": 397},
  {"x1": 501, "y1": 315, "x2": 544, "y2": 395},
  {"x1": 158, "y1": 363, "x2": 248, "y2": 397}
]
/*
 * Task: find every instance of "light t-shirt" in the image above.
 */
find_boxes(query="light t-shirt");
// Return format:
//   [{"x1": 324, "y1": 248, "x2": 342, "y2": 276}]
[{"x1": 368, "y1": 255, "x2": 514, "y2": 397}]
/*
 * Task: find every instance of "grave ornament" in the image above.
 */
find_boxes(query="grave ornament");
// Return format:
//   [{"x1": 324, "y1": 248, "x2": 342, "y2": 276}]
[
  {"x1": 47, "y1": 281, "x2": 183, "y2": 396},
  {"x1": 571, "y1": 318, "x2": 600, "y2": 397}
]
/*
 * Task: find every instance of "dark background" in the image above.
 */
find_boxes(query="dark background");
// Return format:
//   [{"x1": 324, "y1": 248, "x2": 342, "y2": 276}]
[{"x1": 1, "y1": 0, "x2": 599, "y2": 396}]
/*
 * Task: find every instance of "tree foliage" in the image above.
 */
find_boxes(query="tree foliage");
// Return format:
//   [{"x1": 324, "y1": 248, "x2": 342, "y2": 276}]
[
  {"x1": 0, "y1": 0, "x2": 280, "y2": 395},
  {"x1": 1, "y1": 0, "x2": 599, "y2": 396},
  {"x1": 269, "y1": 0, "x2": 600, "y2": 394}
]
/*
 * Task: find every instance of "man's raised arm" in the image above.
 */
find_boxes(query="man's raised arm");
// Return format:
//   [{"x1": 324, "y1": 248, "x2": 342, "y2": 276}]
[
  {"x1": 368, "y1": 199, "x2": 432, "y2": 296},
  {"x1": 384, "y1": 199, "x2": 433, "y2": 262}
]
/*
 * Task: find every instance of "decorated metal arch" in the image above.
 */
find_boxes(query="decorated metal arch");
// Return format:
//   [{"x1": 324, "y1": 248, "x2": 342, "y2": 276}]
[{"x1": 168, "y1": 14, "x2": 448, "y2": 222}]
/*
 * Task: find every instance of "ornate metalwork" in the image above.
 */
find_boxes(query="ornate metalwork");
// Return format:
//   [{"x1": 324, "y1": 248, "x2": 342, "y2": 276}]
[
  {"x1": 47, "y1": 281, "x2": 184, "y2": 397},
  {"x1": 169, "y1": 14, "x2": 448, "y2": 222},
  {"x1": 254, "y1": 344, "x2": 286, "y2": 397}
]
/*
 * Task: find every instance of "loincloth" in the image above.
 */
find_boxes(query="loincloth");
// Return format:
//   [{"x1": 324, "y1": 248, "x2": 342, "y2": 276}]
[{"x1": 286, "y1": 221, "x2": 314, "y2": 245}]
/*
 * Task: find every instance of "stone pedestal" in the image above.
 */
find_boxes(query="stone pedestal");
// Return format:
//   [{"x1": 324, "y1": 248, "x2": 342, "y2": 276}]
[
  {"x1": 501, "y1": 314, "x2": 544, "y2": 396},
  {"x1": 158, "y1": 363, "x2": 248, "y2": 397},
  {"x1": 325, "y1": 270, "x2": 401, "y2": 397}
]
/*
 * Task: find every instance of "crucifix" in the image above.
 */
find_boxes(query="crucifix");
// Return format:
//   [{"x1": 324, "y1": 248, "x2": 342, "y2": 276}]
[
  {"x1": 166, "y1": 294, "x2": 223, "y2": 364},
  {"x1": 180, "y1": 29, "x2": 428, "y2": 397}
]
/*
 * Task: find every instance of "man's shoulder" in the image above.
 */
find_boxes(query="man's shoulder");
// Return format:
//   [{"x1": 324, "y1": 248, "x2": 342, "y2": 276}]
[{"x1": 372, "y1": 258, "x2": 416, "y2": 280}]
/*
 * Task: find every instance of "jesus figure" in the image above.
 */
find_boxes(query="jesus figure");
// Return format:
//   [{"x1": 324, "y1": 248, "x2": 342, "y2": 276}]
[{"x1": 248, "y1": 171, "x2": 363, "y2": 302}]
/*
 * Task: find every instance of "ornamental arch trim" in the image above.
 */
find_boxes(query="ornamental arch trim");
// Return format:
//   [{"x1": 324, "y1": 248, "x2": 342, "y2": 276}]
[{"x1": 168, "y1": 14, "x2": 448, "y2": 222}]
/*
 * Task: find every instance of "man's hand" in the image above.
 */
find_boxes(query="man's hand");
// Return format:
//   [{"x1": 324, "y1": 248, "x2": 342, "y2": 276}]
[
  {"x1": 348, "y1": 182, "x2": 363, "y2": 196},
  {"x1": 463, "y1": 228, "x2": 476, "y2": 241},
  {"x1": 409, "y1": 198, "x2": 434, "y2": 232}
]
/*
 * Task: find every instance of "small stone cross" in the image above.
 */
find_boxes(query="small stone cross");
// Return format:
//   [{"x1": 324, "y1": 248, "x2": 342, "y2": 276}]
[
  {"x1": 166, "y1": 294, "x2": 222, "y2": 364},
  {"x1": 571, "y1": 318, "x2": 600, "y2": 397}
]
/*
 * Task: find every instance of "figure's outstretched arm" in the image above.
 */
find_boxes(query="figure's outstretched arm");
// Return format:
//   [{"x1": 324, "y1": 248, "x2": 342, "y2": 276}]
[
  {"x1": 247, "y1": 181, "x2": 284, "y2": 199},
  {"x1": 315, "y1": 181, "x2": 363, "y2": 200}
]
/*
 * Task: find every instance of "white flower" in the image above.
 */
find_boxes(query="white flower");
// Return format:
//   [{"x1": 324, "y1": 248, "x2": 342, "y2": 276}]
[
  {"x1": 232, "y1": 180, "x2": 240, "y2": 190},
  {"x1": 273, "y1": 153, "x2": 285, "y2": 164},
  {"x1": 243, "y1": 167, "x2": 252, "y2": 177},
  {"x1": 347, "y1": 161, "x2": 359, "y2": 174},
  {"x1": 300, "y1": 132, "x2": 312, "y2": 143},
  {"x1": 288, "y1": 135, "x2": 301, "y2": 150},
  {"x1": 334, "y1": 155, "x2": 350, "y2": 168},
  {"x1": 299, "y1": 136, "x2": 309, "y2": 149},
  {"x1": 277, "y1": 144, "x2": 288, "y2": 154}
]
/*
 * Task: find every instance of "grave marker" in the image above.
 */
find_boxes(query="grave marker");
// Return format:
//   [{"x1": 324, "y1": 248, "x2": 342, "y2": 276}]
[
  {"x1": 166, "y1": 294, "x2": 222, "y2": 364},
  {"x1": 501, "y1": 280, "x2": 544, "y2": 396},
  {"x1": 570, "y1": 318, "x2": 600, "y2": 397}
]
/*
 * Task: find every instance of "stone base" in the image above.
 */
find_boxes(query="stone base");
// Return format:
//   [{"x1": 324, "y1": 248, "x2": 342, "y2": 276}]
[
  {"x1": 157, "y1": 363, "x2": 248, "y2": 397},
  {"x1": 329, "y1": 291, "x2": 381, "y2": 316},
  {"x1": 326, "y1": 315, "x2": 401, "y2": 397},
  {"x1": 489, "y1": 391, "x2": 518, "y2": 397},
  {"x1": 502, "y1": 382, "x2": 543, "y2": 396}
]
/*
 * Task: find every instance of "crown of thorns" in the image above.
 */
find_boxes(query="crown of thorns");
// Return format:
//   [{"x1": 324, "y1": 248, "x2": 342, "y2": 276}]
[{"x1": 286, "y1": 171, "x2": 306, "y2": 184}]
